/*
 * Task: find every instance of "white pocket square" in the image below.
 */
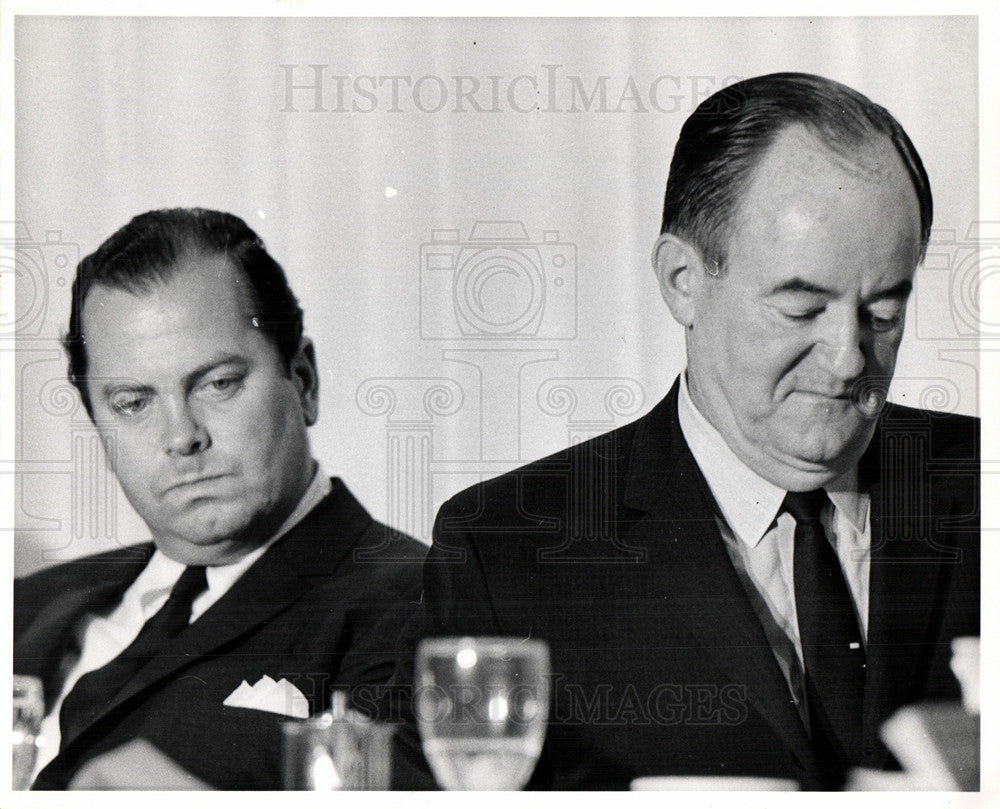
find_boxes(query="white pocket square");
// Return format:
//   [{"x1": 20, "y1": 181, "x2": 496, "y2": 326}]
[{"x1": 222, "y1": 675, "x2": 310, "y2": 718}]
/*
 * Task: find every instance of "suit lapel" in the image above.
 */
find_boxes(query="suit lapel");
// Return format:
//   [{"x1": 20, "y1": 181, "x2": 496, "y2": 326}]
[
  {"x1": 14, "y1": 546, "x2": 153, "y2": 713},
  {"x1": 59, "y1": 480, "x2": 373, "y2": 752},
  {"x1": 622, "y1": 383, "x2": 816, "y2": 767},
  {"x1": 99, "y1": 553, "x2": 313, "y2": 720},
  {"x1": 861, "y1": 412, "x2": 959, "y2": 754}
]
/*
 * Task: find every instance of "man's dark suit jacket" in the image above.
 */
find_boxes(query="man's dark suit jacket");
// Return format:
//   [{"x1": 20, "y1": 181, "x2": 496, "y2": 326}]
[
  {"x1": 394, "y1": 379, "x2": 979, "y2": 790},
  {"x1": 15, "y1": 478, "x2": 426, "y2": 789}
]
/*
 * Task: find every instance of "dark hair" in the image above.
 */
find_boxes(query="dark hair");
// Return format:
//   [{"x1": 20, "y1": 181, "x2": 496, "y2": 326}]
[
  {"x1": 64, "y1": 207, "x2": 304, "y2": 416},
  {"x1": 660, "y1": 72, "x2": 933, "y2": 270}
]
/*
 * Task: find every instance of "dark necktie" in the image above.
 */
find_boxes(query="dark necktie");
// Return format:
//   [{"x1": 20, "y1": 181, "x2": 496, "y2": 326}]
[
  {"x1": 58, "y1": 565, "x2": 208, "y2": 748},
  {"x1": 784, "y1": 490, "x2": 866, "y2": 773}
]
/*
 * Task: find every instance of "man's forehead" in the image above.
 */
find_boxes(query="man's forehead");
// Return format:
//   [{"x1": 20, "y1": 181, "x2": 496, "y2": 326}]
[
  {"x1": 755, "y1": 124, "x2": 906, "y2": 189},
  {"x1": 82, "y1": 254, "x2": 255, "y2": 320},
  {"x1": 77, "y1": 259, "x2": 266, "y2": 379},
  {"x1": 711, "y1": 125, "x2": 922, "y2": 292},
  {"x1": 729, "y1": 125, "x2": 919, "y2": 239}
]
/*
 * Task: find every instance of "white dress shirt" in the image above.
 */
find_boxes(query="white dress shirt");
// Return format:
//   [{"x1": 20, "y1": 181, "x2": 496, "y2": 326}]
[
  {"x1": 33, "y1": 465, "x2": 332, "y2": 777},
  {"x1": 676, "y1": 376, "x2": 870, "y2": 717}
]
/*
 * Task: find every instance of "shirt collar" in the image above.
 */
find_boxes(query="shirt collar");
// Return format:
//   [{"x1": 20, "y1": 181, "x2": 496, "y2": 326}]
[
  {"x1": 127, "y1": 552, "x2": 186, "y2": 619},
  {"x1": 677, "y1": 374, "x2": 867, "y2": 546},
  {"x1": 825, "y1": 472, "x2": 868, "y2": 532}
]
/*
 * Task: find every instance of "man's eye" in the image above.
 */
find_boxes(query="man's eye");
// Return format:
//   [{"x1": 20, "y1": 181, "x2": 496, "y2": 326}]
[
  {"x1": 869, "y1": 314, "x2": 902, "y2": 333},
  {"x1": 782, "y1": 307, "x2": 823, "y2": 322},
  {"x1": 109, "y1": 394, "x2": 148, "y2": 416},
  {"x1": 867, "y1": 304, "x2": 904, "y2": 333},
  {"x1": 197, "y1": 375, "x2": 243, "y2": 400}
]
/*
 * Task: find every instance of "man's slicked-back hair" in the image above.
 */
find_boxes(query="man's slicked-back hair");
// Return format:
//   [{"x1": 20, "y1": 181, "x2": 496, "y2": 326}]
[
  {"x1": 64, "y1": 207, "x2": 304, "y2": 416},
  {"x1": 660, "y1": 72, "x2": 933, "y2": 271}
]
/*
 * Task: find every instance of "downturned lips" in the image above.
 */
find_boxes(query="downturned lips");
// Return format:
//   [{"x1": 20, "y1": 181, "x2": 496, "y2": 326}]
[
  {"x1": 160, "y1": 474, "x2": 230, "y2": 497},
  {"x1": 791, "y1": 385, "x2": 887, "y2": 417}
]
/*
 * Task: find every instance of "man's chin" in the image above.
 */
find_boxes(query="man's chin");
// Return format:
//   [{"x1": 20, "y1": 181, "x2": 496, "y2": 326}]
[
  {"x1": 151, "y1": 525, "x2": 267, "y2": 566},
  {"x1": 731, "y1": 419, "x2": 873, "y2": 489},
  {"x1": 772, "y1": 429, "x2": 872, "y2": 482}
]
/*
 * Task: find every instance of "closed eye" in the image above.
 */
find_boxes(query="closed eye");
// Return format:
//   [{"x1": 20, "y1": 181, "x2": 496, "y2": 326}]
[
  {"x1": 769, "y1": 288, "x2": 828, "y2": 324},
  {"x1": 779, "y1": 306, "x2": 825, "y2": 323},
  {"x1": 865, "y1": 301, "x2": 906, "y2": 333},
  {"x1": 867, "y1": 312, "x2": 904, "y2": 333}
]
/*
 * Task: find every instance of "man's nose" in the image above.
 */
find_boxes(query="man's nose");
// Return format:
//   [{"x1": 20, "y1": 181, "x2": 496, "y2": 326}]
[
  {"x1": 162, "y1": 400, "x2": 210, "y2": 456},
  {"x1": 817, "y1": 314, "x2": 866, "y2": 382}
]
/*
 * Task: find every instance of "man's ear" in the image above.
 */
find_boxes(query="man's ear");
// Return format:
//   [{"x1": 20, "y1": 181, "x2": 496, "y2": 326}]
[
  {"x1": 290, "y1": 337, "x2": 319, "y2": 426},
  {"x1": 651, "y1": 233, "x2": 704, "y2": 328}
]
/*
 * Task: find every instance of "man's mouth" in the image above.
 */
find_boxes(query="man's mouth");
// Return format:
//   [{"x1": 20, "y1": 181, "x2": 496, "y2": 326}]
[
  {"x1": 161, "y1": 474, "x2": 228, "y2": 496},
  {"x1": 792, "y1": 385, "x2": 887, "y2": 417},
  {"x1": 794, "y1": 389, "x2": 853, "y2": 402}
]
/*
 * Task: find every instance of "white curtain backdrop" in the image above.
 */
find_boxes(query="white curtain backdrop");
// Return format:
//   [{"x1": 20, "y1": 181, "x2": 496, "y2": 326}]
[{"x1": 12, "y1": 16, "x2": 980, "y2": 574}]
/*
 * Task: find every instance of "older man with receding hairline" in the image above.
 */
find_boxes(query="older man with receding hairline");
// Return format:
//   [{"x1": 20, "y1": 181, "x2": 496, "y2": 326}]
[{"x1": 394, "y1": 73, "x2": 979, "y2": 791}]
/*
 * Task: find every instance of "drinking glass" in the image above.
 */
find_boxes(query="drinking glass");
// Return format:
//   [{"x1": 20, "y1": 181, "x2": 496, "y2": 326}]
[
  {"x1": 415, "y1": 637, "x2": 549, "y2": 790},
  {"x1": 13, "y1": 675, "x2": 44, "y2": 790},
  {"x1": 281, "y1": 693, "x2": 394, "y2": 790}
]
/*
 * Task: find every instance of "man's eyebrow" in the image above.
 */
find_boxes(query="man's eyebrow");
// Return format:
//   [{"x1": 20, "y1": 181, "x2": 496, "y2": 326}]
[
  {"x1": 767, "y1": 278, "x2": 914, "y2": 300},
  {"x1": 768, "y1": 278, "x2": 834, "y2": 296},
  {"x1": 863, "y1": 279, "x2": 913, "y2": 302},
  {"x1": 99, "y1": 356, "x2": 249, "y2": 400}
]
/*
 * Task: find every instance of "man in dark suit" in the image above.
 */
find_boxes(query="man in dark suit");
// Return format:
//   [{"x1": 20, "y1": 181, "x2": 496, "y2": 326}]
[
  {"x1": 396, "y1": 73, "x2": 979, "y2": 790},
  {"x1": 14, "y1": 208, "x2": 425, "y2": 789}
]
